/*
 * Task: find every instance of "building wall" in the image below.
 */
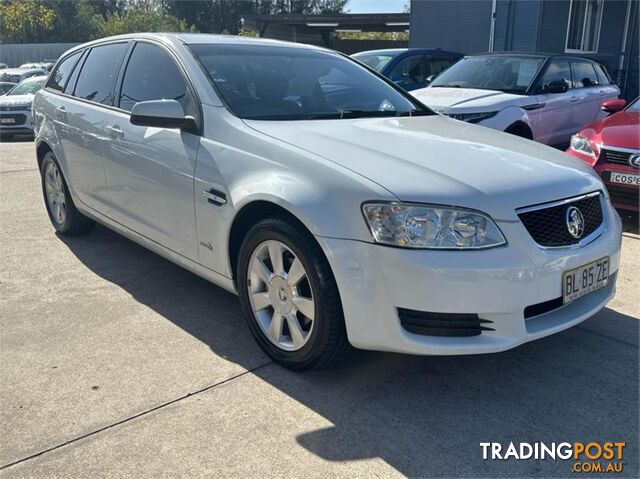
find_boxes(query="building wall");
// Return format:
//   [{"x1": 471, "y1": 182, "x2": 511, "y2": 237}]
[
  {"x1": 410, "y1": 0, "x2": 637, "y2": 98},
  {"x1": 494, "y1": 0, "x2": 542, "y2": 52},
  {"x1": 410, "y1": 0, "x2": 492, "y2": 52}
]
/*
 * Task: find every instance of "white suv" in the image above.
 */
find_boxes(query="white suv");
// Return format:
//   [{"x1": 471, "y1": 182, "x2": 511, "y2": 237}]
[
  {"x1": 32, "y1": 35, "x2": 621, "y2": 369},
  {"x1": 412, "y1": 53, "x2": 620, "y2": 147}
]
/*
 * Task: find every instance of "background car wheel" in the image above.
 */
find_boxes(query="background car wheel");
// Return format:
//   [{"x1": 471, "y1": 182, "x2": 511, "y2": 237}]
[
  {"x1": 504, "y1": 122, "x2": 533, "y2": 140},
  {"x1": 40, "y1": 152, "x2": 95, "y2": 235},
  {"x1": 237, "y1": 216, "x2": 349, "y2": 370}
]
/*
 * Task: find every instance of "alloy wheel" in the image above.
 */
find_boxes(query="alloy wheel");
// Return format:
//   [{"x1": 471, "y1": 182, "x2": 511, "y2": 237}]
[
  {"x1": 247, "y1": 240, "x2": 315, "y2": 351},
  {"x1": 44, "y1": 161, "x2": 67, "y2": 225}
]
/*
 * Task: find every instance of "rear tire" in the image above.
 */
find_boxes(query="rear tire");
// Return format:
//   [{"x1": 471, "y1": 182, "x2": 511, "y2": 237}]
[
  {"x1": 237, "y1": 216, "x2": 349, "y2": 370},
  {"x1": 40, "y1": 152, "x2": 95, "y2": 235}
]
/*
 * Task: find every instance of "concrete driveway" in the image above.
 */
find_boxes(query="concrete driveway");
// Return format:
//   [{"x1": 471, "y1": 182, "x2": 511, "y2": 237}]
[{"x1": 1, "y1": 138, "x2": 638, "y2": 478}]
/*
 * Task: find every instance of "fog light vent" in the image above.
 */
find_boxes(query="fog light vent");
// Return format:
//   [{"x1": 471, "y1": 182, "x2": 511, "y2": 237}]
[{"x1": 397, "y1": 308, "x2": 494, "y2": 337}]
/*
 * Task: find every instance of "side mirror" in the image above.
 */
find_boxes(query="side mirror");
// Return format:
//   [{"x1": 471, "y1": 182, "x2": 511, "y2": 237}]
[
  {"x1": 542, "y1": 80, "x2": 569, "y2": 94},
  {"x1": 601, "y1": 98, "x2": 626, "y2": 114},
  {"x1": 425, "y1": 74, "x2": 436, "y2": 85},
  {"x1": 130, "y1": 100, "x2": 196, "y2": 130}
]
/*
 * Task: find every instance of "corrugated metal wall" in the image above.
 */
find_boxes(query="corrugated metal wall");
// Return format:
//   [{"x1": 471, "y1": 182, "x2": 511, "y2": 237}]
[
  {"x1": 0, "y1": 43, "x2": 78, "y2": 68},
  {"x1": 409, "y1": 0, "x2": 492, "y2": 52}
]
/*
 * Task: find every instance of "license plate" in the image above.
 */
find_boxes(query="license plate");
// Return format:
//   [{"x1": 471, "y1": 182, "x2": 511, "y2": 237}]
[
  {"x1": 609, "y1": 171, "x2": 640, "y2": 186},
  {"x1": 562, "y1": 256, "x2": 609, "y2": 304},
  {"x1": 0, "y1": 118, "x2": 15, "y2": 124}
]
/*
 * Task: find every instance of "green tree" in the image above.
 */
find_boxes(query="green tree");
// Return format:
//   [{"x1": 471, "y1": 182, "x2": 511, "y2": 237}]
[
  {"x1": 0, "y1": 0, "x2": 56, "y2": 43},
  {"x1": 93, "y1": 8, "x2": 196, "y2": 37}
]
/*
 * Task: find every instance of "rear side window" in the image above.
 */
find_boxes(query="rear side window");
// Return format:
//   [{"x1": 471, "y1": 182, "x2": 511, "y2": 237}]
[
  {"x1": 538, "y1": 60, "x2": 572, "y2": 92},
  {"x1": 572, "y1": 61, "x2": 599, "y2": 88},
  {"x1": 118, "y1": 42, "x2": 195, "y2": 116},
  {"x1": 427, "y1": 57, "x2": 454, "y2": 77},
  {"x1": 388, "y1": 55, "x2": 425, "y2": 84},
  {"x1": 47, "y1": 52, "x2": 80, "y2": 92},
  {"x1": 73, "y1": 43, "x2": 128, "y2": 105},
  {"x1": 593, "y1": 63, "x2": 611, "y2": 85}
]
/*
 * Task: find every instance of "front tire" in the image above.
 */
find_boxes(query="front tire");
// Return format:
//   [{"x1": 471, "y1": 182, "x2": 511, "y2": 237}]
[
  {"x1": 237, "y1": 217, "x2": 349, "y2": 370},
  {"x1": 40, "y1": 152, "x2": 95, "y2": 235}
]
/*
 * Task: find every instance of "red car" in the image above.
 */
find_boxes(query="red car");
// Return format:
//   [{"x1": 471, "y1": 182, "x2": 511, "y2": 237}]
[{"x1": 566, "y1": 97, "x2": 639, "y2": 211}]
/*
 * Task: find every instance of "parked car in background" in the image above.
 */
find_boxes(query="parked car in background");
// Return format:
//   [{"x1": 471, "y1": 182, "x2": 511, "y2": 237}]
[
  {"x1": 352, "y1": 48, "x2": 462, "y2": 91},
  {"x1": 0, "y1": 75, "x2": 47, "y2": 139},
  {"x1": 0, "y1": 68, "x2": 48, "y2": 84},
  {"x1": 33, "y1": 34, "x2": 621, "y2": 370},
  {"x1": 0, "y1": 82, "x2": 17, "y2": 95},
  {"x1": 20, "y1": 62, "x2": 55, "y2": 72},
  {"x1": 0, "y1": 63, "x2": 8, "y2": 70},
  {"x1": 567, "y1": 97, "x2": 639, "y2": 211},
  {"x1": 411, "y1": 53, "x2": 620, "y2": 147}
]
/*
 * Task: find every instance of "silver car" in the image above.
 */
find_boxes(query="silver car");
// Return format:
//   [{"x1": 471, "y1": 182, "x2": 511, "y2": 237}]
[{"x1": 33, "y1": 34, "x2": 621, "y2": 370}]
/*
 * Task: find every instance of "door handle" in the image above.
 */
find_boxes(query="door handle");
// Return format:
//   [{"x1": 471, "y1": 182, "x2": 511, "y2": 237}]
[
  {"x1": 570, "y1": 96, "x2": 579, "y2": 102},
  {"x1": 106, "y1": 125, "x2": 124, "y2": 139},
  {"x1": 55, "y1": 106, "x2": 66, "y2": 121},
  {"x1": 202, "y1": 188, "x2": 227, "y2": 206}
]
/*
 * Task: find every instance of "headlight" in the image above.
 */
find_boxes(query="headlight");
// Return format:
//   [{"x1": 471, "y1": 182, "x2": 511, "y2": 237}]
[
  {"x1": 362, "y1": 202, "x2": 506, "y2": 249},
  {"x1": 447, "y1": 111, "x2": 498, "y2": 123},
  {"x1": 570, "y1": 134, "x2": 595, "y2": 157}
]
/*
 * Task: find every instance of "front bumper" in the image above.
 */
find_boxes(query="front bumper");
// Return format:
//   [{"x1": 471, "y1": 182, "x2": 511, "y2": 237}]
[
  {"x1": 317, "y1": 201, "x2": 622, "y2": 355},
  {"x1": 0, "y1": 108, "x2": 33, "y2": 134}
]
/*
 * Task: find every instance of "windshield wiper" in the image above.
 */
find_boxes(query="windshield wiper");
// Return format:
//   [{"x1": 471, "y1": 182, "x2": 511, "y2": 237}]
[
  {"x1": 339, "y1": 109, "x2": 400, "y2": 119},
  {"x1": 431, "y1": 84, "x2": 463, "y2": 88}
]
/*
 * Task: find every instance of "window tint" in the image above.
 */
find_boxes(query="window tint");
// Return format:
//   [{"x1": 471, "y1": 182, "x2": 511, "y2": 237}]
[
  {"x1": 538, "y1": 60, "x2": 572, "y2": 92},
  {"x1": 64, "y1": 50, "x2": 86, "y2": 95},
  {"x1": 47, "y1": 52, "x2": 80, "y2": 92},
  {"x1": 388, "y1": 55, "x2": 424, "y2": 85},
  {"x1": 119, "y1": 42, "x2": 195, "y2": 115},
  {"x1": 593, "y1": 63, "x2": 611, "y2": 85},
  {"x1": 73, "y1": 43, "x2": 128, "y2": 105},
  {"x1": 572, "y1": 61, "x2": 599, "y2": 88}
]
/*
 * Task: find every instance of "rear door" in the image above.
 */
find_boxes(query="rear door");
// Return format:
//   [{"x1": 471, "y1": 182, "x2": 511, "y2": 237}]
[
  {"x1": 571, "y1": 60, "x2": 613, "y2": 129},
  {"x1": 101, "y1": 41, "x2": 200, "y2": 261},
  {"x1": 52, "y1": 42, "x2": 128, "y2": 211}
]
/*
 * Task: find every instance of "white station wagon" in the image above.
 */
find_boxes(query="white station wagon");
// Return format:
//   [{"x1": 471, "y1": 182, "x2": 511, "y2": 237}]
[{"x1": 33, "y1": 34, "x2": 621, "y2": 369}]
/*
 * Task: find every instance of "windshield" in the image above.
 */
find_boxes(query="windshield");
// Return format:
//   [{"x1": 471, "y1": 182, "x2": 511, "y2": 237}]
[
  {"x1": 626, "y1": 98, "x2": 640, "y2": 112},
  {"x1": 8, "y1": 77, "x2": 47, "y2": 96},
  {"x1": 430, "y1": 56, "x2": 545, "y2": 94},
  {"x1": 190, "y1": 44, "x2": 430, "y2": 120},
  {"x1": 352, "y1": 53, "x2": 395, "y2": 72}
]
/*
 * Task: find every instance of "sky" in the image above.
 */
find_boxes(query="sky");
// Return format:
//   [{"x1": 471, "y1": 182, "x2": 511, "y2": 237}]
[{"x1": 344, "y1": 0, "x2": 407, "y2": 13}]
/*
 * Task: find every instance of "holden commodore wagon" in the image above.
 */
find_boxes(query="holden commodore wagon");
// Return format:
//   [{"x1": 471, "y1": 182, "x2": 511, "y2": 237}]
[{"x1": 33, "y1": 34, "x2": 622, "y2": 370}]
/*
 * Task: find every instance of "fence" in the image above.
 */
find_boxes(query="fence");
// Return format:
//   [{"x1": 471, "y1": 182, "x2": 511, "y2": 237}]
[{"x1": 0, "y1": 43, "x2": 79, "y2": 68}]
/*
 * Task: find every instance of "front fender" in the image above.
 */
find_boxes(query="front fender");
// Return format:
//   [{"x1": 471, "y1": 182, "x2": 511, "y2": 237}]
[{"x1": 479, "y1": 106, "x2": 531, "y2": 136}]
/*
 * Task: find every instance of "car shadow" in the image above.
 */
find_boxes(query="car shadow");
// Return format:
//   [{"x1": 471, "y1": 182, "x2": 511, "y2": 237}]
[
  {"x1": 58, "y1": 224, "x2": 639, "y2": 477},
  {"x1": 620, "y1": 209, "x2": 639, "y2": 234}
]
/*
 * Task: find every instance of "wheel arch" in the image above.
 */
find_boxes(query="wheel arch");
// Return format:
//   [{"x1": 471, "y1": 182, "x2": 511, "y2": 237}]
[
  {"x1": 36, "y1": 139, "x2": 53, "y2": 171},
  {"x1": 227, "y1": 200, "x2": 318, "y2": 285},
  {"x1": 505, "y1": 120, "x2": 534, "y2": 140}
]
